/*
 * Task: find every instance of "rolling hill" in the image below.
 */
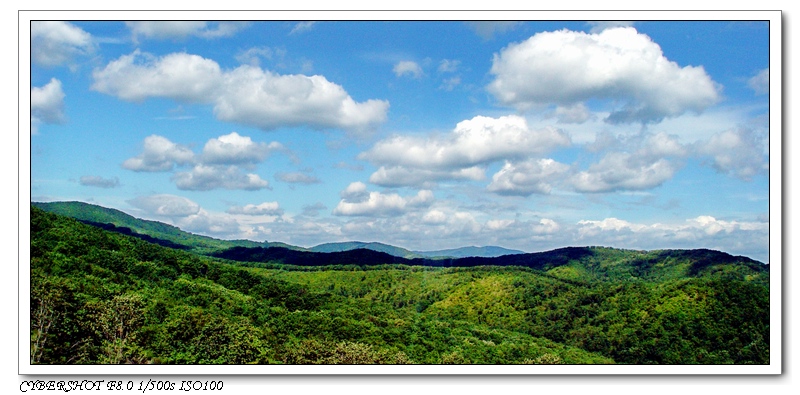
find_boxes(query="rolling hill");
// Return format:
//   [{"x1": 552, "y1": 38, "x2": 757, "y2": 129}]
[
  {"x1": 29, "y1": 205, "x2": 771, "y2": 365},
  {"x1": 32, "y1": 201, "x2": 545, "y2": 260},
  {"x1": 32, "y1": 201, "x2": 302, "y2": 254}
]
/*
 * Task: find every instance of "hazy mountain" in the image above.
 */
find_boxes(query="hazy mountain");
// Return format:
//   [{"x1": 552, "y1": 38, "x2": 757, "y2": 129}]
[
  {"x1": 310, "y1": 242, "x2": 422, "y2": 259},
  {"x1": 414, "y1": 246, "x2": 525, "y2": 258}
]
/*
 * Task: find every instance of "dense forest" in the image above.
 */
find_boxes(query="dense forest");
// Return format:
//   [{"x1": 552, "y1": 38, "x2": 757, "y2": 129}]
[{"x1": 29, "y1": 204, "x2": 770, "y2": 364}]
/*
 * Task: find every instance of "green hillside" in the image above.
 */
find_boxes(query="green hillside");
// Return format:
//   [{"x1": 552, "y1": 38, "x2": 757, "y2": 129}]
[
  {"x1": 32, "y1": 201, "x2": 301, "y2": 254},
  {"x1": 29, "y1": 205, "x2": 770, "y2": 365}
]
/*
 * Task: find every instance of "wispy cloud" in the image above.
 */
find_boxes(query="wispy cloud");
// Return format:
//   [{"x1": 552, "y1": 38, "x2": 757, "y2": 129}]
[
  {"x1": 125, "y1": 21, "x2": 249, "y2": 42},
  {"x1": 393, "y1": 61, "x2": 424, "y2": 79},
  {"x1": 79, "y1": 175, "x2": 120, "y2": 188},
  {"x1": 289, "y1": 21, "x2": 316, "y2": 35}
]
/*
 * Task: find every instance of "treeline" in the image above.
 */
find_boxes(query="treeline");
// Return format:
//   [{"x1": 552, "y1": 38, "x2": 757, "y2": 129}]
[{"x1": 29, "y1": 206, "x2": 770, "y2": 365}]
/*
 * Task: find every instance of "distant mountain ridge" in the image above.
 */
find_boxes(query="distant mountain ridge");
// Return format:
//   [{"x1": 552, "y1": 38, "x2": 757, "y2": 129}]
[
  {"x1": 32, "y1": 202, "x2": 768, "y2": 284},
  {"x1": 211, "y1": 245, "x2": 767, "y2": 284},
  {"x1": 414, "y1": 246, "x2": 525, "y2": 258},
  {"x1": 33, "y1": 201, "x2": 525, "y2": 259},
  {"x1": 310, "y1": 241, "x2": 421, "y2": 259},
  {"x1": 309, "y1": 242, "x2": 524, "y2": 259}
]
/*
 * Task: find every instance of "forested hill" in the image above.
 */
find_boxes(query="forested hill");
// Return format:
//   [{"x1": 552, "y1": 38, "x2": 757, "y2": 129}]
[
  {"x1": 32, "y1": 201, "x2": 299, "y2": 254},
  {"x1": 34, "y1": 201, "x2": 767, "y2": 283},
  {"x1": 29, "y1": 206, "x2": 770, "y2": 365},
  {"x1": 213, "y1": 244, "x2": 767, "y2": 285},
  {"x1": 32, "y1": 202, "x2": 524, "y2": 258}
]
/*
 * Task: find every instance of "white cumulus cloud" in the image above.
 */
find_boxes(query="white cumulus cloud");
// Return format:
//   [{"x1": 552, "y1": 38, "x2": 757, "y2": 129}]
[
  {"x1": 91, "y1": 50, "x2": 223, "y2": 102},
  {"x1": 334, "y1": 184, "x2": 434, "y2": 217},
  {"x1": 122, "y1": 132, "x2": 284, "y2": 191},
  {"x1": 31, "y1": 78, "x2": 65, "y2": 134},
  {"x1": 587, "y1": 21, "x2": 635, "y2": 33},
  {"x1": 92, "y1": 51, "x2": 389, "y2": 135},
  {"x1": 227, "y1": 202, "x2": 284, "y2": 216},
  {"x1": 201, "y1": 132, "x2": 284, "y2": 165},
  {"x1": 488, "y1": 27, "x2": 720, "y2": 124},
  {"x1": 215, "y1": 65, "x2": 388, "y2": 135},
  {"x1": 31, "y1": 21, "x2": 93, "y2": 67},
  {"x1": 696, "y1": 128, "x2": 768, "y2": 181},
  {"x1": 360, "y1": 115, "x2": 570, "y2": 187},
  {"x1": 571, "y1": 132, "x2": 688, "y2": 193},
  {"x1": 487, "y1": 158, "x2": 570, "y2": 196},
  {"x1": 122, "y1": 135, "x2": 194, "y2": 172}
]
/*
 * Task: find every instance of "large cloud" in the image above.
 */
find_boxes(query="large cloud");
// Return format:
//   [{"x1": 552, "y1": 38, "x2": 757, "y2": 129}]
[
  {"x1": 31, "y1": 21, "x2": 93, "y2": 67},
  {"x1": 360, "y1": 115, "x2": 570, "y2": 187},
  {"x1": 214, "y1": 65, "x2": 388, "y2": 134},
  {"x1": 91, "y1": 50, "x2": 223, "y2": 102},
  {"x1": 488, "y1": 27, "x2": 720, "y2": 123},
  {"x1": 31, "y1": 78, "x2": 65, "y2": 134},
  {"x1": 92, "y1": 51, "x2": 389, "y2": 135}
]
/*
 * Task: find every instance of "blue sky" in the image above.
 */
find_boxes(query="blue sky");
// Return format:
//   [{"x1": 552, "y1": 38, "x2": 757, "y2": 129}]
[{"x1": 28, "y1": 19, "x2": 773, "y2": 262}]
